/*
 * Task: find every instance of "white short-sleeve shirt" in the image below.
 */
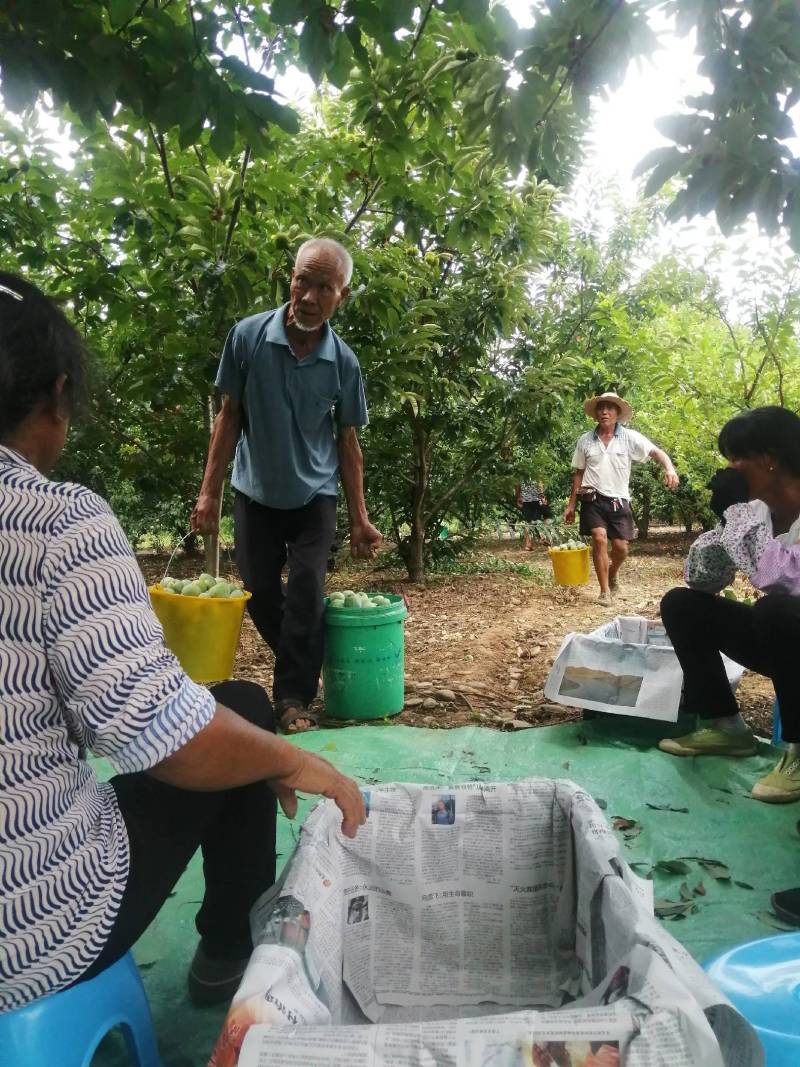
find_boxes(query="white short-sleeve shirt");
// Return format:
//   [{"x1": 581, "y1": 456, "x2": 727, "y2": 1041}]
[{"x1": 571, "y1": 426, "x2": 654, "y2": 500}]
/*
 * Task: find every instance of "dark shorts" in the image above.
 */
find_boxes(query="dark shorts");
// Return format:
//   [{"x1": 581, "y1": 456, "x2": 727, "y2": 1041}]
[
  {"x1": 579, "y1": 495, "x2": 635, "y2": 540},
  {"x1": 521, "y1": 501, "x2": 552, "y2": 521}
]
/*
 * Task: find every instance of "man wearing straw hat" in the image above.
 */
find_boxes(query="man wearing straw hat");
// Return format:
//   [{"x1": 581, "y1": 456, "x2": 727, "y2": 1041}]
[{"x1": 564, "y1": 391, "x2": 678, "y2": 604}]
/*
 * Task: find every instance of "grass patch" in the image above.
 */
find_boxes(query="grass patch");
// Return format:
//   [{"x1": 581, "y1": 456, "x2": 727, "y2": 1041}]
[{"x1": 427, "y1": 552, "x2": 548, "y2": 581}]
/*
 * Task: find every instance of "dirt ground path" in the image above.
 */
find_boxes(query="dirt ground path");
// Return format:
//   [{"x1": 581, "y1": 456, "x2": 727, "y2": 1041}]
[{"x1": 139, "y1": 529, "x2": 775, "y2": 737}]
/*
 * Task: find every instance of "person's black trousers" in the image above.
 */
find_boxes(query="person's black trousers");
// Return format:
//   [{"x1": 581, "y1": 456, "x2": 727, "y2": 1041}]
[
  {"x1": 234, "y1": 491, "x2": 337, "y2": 707},
  {"x1": 660, "y1": 587, "x2": 800, "y2": 741},
  {"x1": 521, "y1": 501, "x2": 551, "y2": 521},
  {"x1": 72, "y1": 681, "x2": 277, "y2": 985}
]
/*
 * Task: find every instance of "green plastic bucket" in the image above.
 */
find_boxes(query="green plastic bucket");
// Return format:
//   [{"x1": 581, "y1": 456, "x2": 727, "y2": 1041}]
[{"x1": 323, "y1": 593, "x2": 408, "y2": 720}]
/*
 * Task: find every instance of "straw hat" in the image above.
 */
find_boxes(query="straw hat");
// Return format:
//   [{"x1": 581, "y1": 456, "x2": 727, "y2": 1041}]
[{"x1": 584, "y1": 391, "x2": 632, "y2": 423}]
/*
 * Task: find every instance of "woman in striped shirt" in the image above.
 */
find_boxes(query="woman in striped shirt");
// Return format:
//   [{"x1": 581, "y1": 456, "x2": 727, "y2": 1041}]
[{"x1": 0, "y1": 273, "x2": 365, "y2": 1014}]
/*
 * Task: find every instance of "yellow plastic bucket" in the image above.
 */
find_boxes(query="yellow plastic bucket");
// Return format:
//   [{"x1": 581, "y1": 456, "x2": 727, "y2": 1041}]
[
  {"x1": 148, "y1": 586, "x2": 252, "y2": 684},
  {"x1": 548, "y1": 546, "x2": 590, "y2": 587}
]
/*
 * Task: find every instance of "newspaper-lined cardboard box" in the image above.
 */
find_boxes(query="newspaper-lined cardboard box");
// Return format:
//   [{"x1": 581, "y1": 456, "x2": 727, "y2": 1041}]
[
  {"x1": 544, "y1": 615, "x2": 745, "y2": 723},
  {"x1": 210, "y1": 779, "x2": 762, "y2": 1067}
]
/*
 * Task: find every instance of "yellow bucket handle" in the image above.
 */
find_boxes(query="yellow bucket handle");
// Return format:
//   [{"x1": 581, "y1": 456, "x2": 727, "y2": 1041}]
[{"x1": 161, "y1": 532, "x2": 196, "y2": 584}]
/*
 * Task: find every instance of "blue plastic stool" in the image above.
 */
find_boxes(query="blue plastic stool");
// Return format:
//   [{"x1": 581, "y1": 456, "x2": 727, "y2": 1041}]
[
  {"x1": 704, "y1": 932, "x2": 800, "y2": 1066},
  {"x1": 0, "y1": 951, "x2": 162, "y2": 1067}
]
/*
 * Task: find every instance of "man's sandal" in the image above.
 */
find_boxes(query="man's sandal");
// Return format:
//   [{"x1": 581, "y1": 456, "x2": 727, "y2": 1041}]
[{"x1": 277, "y1": 700, "x2": 320, "y2": 734}]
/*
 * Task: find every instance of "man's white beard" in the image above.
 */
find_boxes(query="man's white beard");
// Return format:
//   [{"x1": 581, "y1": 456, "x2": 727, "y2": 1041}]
[
  {"x1": 292, "y1": 303, "x2": 322, "y2": 330},
  {"x1": 292, "y1": 307, "x2": 321, "y2": 332}
]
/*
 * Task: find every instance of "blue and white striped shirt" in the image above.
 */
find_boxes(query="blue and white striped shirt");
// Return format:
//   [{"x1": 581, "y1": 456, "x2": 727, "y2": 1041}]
[{"x1": 0, "y1": 445, "x2": 215, "y2": 1012}]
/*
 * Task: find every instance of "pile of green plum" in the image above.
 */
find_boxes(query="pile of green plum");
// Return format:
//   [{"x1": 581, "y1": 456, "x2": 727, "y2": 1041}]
[
  {"x1": 158, "y1": 573, "x2": 245, "y2": 599},
  {"x1": 550, "y1": 540, "x2": 588, "y2": 552},
  {"x1": 327, "y1": 590, "x2": 393, "y2": 610},
  {"x1": 722, "y1": 587, "x2": 755, "y2": 606}
]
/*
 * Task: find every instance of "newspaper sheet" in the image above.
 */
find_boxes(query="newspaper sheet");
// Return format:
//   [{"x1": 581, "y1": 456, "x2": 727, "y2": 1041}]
[
  {"x1": 543, "y1": 616, "x2": 745, "y2": 722},
  {"x1": 210, "y1": 779, "x2": 762, "y2": 1067}
]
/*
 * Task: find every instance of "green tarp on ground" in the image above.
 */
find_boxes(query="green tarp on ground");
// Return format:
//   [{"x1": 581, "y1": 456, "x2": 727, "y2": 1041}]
[{"x1": 96, "y1": 718, "x2": 799, "y2": 1067}]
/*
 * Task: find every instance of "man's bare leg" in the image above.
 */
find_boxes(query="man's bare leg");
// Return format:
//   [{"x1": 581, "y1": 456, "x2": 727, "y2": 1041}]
[
  {"x1": 590, "y1": 528, "x2": 610, "y2": 594},
  {"x1": 609, "y1": 538, "x2": 628, "y2": 591}
]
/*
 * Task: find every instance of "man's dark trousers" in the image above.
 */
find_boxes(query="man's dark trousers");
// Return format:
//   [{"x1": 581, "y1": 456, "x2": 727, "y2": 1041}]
[{"x1": 234, "y1": 491, "x2": 337, "y2": 707}]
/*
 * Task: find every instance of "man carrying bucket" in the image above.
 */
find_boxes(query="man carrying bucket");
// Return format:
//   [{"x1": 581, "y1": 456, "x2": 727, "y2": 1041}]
[
  {"x1": 192, "y1": 238, "x2": 382, "y2": 733},
  {"x1": 564, "y1": 391, "x2": 678, "y2": 605}
]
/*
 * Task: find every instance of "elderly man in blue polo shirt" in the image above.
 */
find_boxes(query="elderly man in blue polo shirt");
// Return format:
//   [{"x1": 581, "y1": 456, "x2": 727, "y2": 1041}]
[
  {"x1": 192, "y1": 238, "x2": 382, "y2": 732},
  {"x1": 564, "y1": 391, "x2": 678, "y2": 605}
]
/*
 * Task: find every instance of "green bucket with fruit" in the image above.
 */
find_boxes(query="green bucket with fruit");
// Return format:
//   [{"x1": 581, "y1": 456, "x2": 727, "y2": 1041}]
[{"x1": 323, "y1": 592, "x2": 408, "y2": 720}]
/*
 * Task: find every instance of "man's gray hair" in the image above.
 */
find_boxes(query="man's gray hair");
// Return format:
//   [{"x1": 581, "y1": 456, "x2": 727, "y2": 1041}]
[{"x1": 296, "y1": 237, "x2": 353, "y2": 286}]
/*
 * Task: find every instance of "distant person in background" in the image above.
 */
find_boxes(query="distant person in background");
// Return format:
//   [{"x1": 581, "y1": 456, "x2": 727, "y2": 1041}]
[
  {"x1": 517, "y1": 481, "x2": 552, "y2": 550},
  {"x1": 564, "y1": 391, "x2": 678, "y2": 605},
  {"x1": 517, "y1": 480, "x2": 552, "y2": 522}
]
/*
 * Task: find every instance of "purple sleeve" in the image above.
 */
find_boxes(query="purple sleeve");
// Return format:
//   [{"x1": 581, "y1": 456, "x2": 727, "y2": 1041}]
[{"x1": 751, "y1": 540, "x2": 800, "y2": 595}]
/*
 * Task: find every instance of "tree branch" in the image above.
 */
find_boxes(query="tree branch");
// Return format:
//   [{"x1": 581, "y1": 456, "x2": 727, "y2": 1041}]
[
  {"x1": 115, "y1": 0, "x2": 150, "y2": 35},
  {"x1": 232, "y1": 3, "x2": 250, "y2": 66},
  {"x1": 743, "y1": 347, "x2": 771, "y2": 406},
  {"x1": 433, "y1": 254, "x2": 454, "y2": 298},
  {"x1": 223, "y1": 145, "x2": 252, "y2": 260},
  {"x1": 260, "y1": 31, "x2": 284, "y2": 72},
  {"x1": 344, "y1": 176, "x2": 384, "y2": 233},
  {"x1": 187, "y1": 0, "x2": 202, "y2": 59},
  {"x1": 753, "y1": 304, "x2": 787, "y2": 407},
  {"x1": 532, "y1": 0, "x2": 625, "y2": 133},
  {"x1": 408, "y1": 0, "x2": 435, "y2": 59},
  {"x1": 148, "y1": 124, "x2": 175, "y2": 198},
  {"x1": 193, "y1": 144, "x2": 210, "y2": 174}
]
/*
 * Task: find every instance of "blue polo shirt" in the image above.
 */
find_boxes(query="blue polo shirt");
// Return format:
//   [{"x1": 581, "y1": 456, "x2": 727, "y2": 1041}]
[{"x1": 215, "y1": 305, "x2": 368, "y2": 509}]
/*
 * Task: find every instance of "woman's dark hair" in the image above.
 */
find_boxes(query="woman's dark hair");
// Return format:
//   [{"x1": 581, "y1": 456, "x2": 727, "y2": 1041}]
[
  {"x1": 0, "y1": 271, "x2": 89, "y2": 440},
  {"x1": 718, "y1": 406, "x2": 800, "y2": 477}
]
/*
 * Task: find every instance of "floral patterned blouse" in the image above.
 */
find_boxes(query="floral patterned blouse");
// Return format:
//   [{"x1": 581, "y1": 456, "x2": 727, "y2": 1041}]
[{"x1": 685, "y1": 500, "x2": 800, "y2": 595}]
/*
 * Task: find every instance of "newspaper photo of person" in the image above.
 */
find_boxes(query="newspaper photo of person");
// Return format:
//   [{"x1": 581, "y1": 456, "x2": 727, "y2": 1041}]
[
  {"x1": 599, "y1": 965, "x2": 629, "y2": 1006},
  {"x1": 209, "y1": 895, "x2": 320, "y2": 1067},
  {"x1": 267, "y1": 894, "x2": 312, "y2": 953},
  {"x1": 529, "y1": 1040, "x2": 620, "y2": 1067},
  {"x1": 346, "y1": 894, "x2": 369, "y2": 925},
  {"x1": 432, "y1": 795, "x2": 456, "y2": 825},
  {"x1": 480, "y1": 1039, "x2": 620, "y2": 1067}
]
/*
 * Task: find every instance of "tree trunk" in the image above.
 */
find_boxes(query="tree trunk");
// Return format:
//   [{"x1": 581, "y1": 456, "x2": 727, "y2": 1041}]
[
  {"x1": 677, "y1": 506, "x2": 692, "y2": 534},
  {"x1": 635, "y1": 485, "x2": 651, "y2": 541},
  {"x1": 406, "y1": 418, "x2": 429, "y2": 584}
]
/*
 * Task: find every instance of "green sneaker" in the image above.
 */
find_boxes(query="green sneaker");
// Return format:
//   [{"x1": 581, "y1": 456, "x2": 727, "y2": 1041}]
[
  {"x1": 752, "y1": 753, "x2": 800, "y2": 803},
  {"x1": 658, "y1": 728, "x2": 757, "y2": 758}
]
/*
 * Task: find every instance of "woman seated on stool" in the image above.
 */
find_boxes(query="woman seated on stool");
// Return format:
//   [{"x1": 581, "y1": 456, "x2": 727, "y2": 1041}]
[
  {"x1": 0, "y1": 273, "x2": 365, "y2": 1016},
  {"x1": 657, "y1": 406, "x2": 800, "y2": 804}
]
